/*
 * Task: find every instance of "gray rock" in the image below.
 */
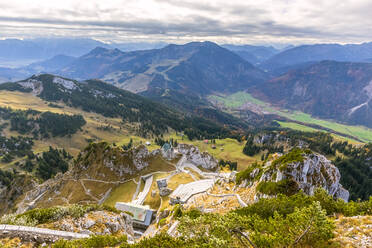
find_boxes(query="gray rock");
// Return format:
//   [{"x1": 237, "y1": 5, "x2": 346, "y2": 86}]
[
  {"x1": 257, "y1": 152, "x2": 349, "y2": 201},
  {"x1": 177, "y1": 144, "x2": 218, "y2": 170},
  {"x1": 159, "y1": 187, "x2": 172, "y2": 197},
  {"x1": 83, "y1": 220, "x2": 96, "y2": 229}
]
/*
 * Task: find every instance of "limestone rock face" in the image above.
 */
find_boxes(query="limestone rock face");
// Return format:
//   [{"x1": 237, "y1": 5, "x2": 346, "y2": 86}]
[
  {"x1": 132, "y1": 145, "x2": 150, "y2": 171},
  {"x1": 259, "y1": 153, "x2": 349, "y2": 201},
  {"x1": 102, "y1": 144, "x2": 151, "y2": 176},
  {"x1": 177, "y1": 144, "x2": 218, "y2": 170}
]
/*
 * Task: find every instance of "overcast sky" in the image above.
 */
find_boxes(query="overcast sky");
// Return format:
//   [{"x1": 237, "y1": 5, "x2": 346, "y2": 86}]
[{"x1": 0, "y1": 0, "x2": 371, "y2": 45}]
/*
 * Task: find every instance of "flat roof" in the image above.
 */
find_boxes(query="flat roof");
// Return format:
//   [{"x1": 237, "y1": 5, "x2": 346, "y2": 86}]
[
  {"x1": 170, "y1": 179, "x2": 214, "y2": 203},
  {"x1": 115, "y1": 202, "x2": 153, "y2": 223}
]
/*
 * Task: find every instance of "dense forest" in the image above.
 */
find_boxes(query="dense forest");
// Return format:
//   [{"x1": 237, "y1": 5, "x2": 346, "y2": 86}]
[
  {"x1": 18, "y1": 147, "x2": 72, "y2": 180},
  {"x1": 332, "y1": 142, "x2": 372, "y2": 201},
  {"x1": 0, "y1": 136, "x2": 34, "y2": 163},
  {"x1": 0, "y1": 74, "x2": 237, "y2": 138},
  {"x1": 0, "y1": 168, "x2": 16, "y2": 187}
]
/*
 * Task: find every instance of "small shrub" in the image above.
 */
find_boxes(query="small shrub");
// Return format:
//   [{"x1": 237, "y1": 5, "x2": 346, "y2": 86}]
[
  {"x1": 271, "y1": 148, "x2": 305, "y2": 171},
  {"x1": 173, "y1": 204, "x2": 183, "y2": 218},
  {"x1": 257, "y1": 179, "x2": 299, "y2": 196},
  {"x1": 158, "y1": 218, "x2": 167, "y2": 227},
  {"x1": 53, "y1": 234, "x2": 127, "y2": 248}
]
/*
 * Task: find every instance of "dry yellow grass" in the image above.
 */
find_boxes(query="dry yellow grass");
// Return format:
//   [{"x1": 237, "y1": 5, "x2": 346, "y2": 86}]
[
  {"x1": 0, "y1": 91, "x2": 164, "y2": 158},
  {"x1": 0, "y1": 237, "x2": 32, "y2": 248},
  {"x1": 104, "y1": 180, "x2": 138, "y2": 207},
  {"x1": 332, "y1": 215, "x2": 372, "y2": 247},
  {"x1": 143, "y1": 173, "x2": 169, "y2": 210},
  {"x1": 167, "y1": 172, "x2": 195, "y2": 190}
]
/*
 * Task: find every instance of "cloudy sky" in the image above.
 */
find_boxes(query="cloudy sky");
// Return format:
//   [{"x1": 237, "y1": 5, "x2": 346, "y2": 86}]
[{"x1": 0, "y1": 0, "x2": 371, "y2": 45}]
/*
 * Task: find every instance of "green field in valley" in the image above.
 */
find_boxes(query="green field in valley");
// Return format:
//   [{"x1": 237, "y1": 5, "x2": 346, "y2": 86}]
[{"x1": 210, "y1": 91, "x2": 372, "y2": 143}]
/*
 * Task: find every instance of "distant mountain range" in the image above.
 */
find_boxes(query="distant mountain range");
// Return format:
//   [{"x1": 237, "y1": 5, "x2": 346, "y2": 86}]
[
  {"x1": 2, "y1": 40, "x2": 372, "y2": 129},
  {"x1": 254, "y1": 60, "x2": 372, "y2": 128},
  {"x1": 0, "y1": 38, "x2": 167, "y2": 68},
  {"x1": 57, "y1": 41, "x2": 268, "y2": 95},
  {"x1": 261, "y1": 42, "x2": 372, "y2": 72},
  {"x1": 221, "y1": 44, "x2": 280, "y2": 65}
]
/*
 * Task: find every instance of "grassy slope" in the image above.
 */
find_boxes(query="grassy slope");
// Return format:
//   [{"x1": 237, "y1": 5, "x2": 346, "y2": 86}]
[
  {"x1": 209, "y1": 91, "x2": 372, "y2": 143},
  {"x1": 104, "y1": 180, "x2": 138, "y2": 207},
  {"x1": 276, "y1": 121, "x2": 362, "y2": 145},
  {"x1": 0, "y1": 91, "x2": 133, "y2": 155}
]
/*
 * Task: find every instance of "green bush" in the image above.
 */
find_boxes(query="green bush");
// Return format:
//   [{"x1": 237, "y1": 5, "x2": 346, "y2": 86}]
[
  {"x1": 235, "y1": 162, "x2": 262, "y2": 184},
  {"x1": 1, "y1": 204, "x2": 119, "y2": 226},
  {"x1": 173, "y1": 204, "x2": 183, "y2": 218},
  {"x1": 177, "y1": 202, "x2": 334, "y2": 248},
  {"x1": 183, "y1": 208, "x2": 202, "y2": 219},
  {"x1": 120, "y1": 233, "x2": 189, "y2": 248},
  {"x1": 53, "y1": 234, "x2": 127, "y2": 248},
  {"x1": 271, "y1": 148, "x2": 306, "y2": 171},
  {"x1": 235, "y1": 188, "x2": 372, "y2": 219},
  {"x1": 256, "y1": 179, "x2": 299, "y2": 196},
  {"x1": 158, "y1": 218, "x2": 167, "y2": 227}
]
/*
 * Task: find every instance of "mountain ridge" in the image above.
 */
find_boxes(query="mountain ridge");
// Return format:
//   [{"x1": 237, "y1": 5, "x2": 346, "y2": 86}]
[
  {"x1": 254, "y1": 60, "x2": 372, "y2": 128},
  {"x1": 57, "y1": 41, "x2": 268, "y2": 95}
]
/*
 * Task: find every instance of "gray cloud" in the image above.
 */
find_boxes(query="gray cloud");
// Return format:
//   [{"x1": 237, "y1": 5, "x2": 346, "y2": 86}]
[{"x1": 0, "y1": 0, "x2": 371, "y2": 45}]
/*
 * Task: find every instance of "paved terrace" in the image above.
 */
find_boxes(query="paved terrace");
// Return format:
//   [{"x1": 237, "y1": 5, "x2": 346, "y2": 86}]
[{"x1": 170, "y1": 179, "x2": 215, "y2": 204}]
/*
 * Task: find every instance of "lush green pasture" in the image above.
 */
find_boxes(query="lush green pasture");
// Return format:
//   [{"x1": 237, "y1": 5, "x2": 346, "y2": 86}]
[
  {"x1": 276, "y1": 121, "x2": 362, "y2": 145},
  {"x1": 209, "y1": 91, "x2": 266, "y2": 108},
  {"x1": 210, "y1": 91, "x2": 372, "y2": 143}
]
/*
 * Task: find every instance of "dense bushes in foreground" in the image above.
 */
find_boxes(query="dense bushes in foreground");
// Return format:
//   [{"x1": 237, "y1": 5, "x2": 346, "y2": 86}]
[
  {"x1": 44, "y1": 189, "x2": 371, "y2": 248},
  {"x1": 53, "y1": 235, "x2": 127, "y2": 248}
]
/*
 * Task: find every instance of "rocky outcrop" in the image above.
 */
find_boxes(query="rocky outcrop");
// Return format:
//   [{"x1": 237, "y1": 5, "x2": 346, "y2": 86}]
[
  {"x1": 274, "y1": 153, "x2": 349, "y2": 201},
  {"x1": 177, "y1": 144, "x2": 218, "y2": 170},
  {"x1": 240, "y1": 151, "x2": 349, "y2": 202},
  {"x1": 100, "y1": 144, "x2": 151, "y2": 177},
  {"x1": 132, "y1": 145, "x2": 151, "y2": 170}
]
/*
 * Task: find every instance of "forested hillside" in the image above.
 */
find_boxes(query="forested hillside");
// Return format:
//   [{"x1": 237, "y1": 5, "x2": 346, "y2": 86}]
[{"x1": 0, "y1": 74, "x2": 239, "y2": 138}]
